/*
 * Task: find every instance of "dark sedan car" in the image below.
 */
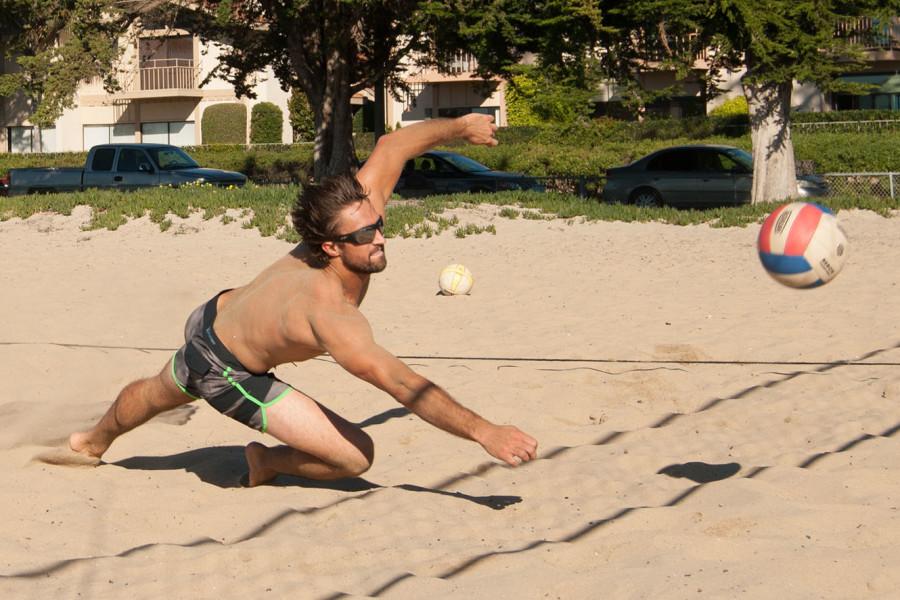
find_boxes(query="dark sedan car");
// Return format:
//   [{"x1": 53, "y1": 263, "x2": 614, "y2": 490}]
[
  {"x1": 394, "y1": 150, "x2": 544, "y2": 198},
  {"x1": 603, "y1": 145, "x2": 828, "y2": 207}
]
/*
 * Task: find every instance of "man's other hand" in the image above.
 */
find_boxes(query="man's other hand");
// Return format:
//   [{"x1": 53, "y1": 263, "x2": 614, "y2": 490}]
[
  {"x1": 478, "y1": 424, "x2": 538, "y2": 467},
  {"x1": 459, "y1": 113, "x2": 499, "y2": 147}
]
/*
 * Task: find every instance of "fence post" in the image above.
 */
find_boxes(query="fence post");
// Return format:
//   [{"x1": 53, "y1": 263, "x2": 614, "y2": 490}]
[{"x1": 891, "y1": 173, "x2": 896, "y2": 200}]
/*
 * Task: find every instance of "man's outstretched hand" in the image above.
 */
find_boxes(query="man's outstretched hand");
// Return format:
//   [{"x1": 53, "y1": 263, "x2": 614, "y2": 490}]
[
  {"x1": 478, "y1": 424, "x2": 538, "y2": 467},
  {"x1": 459, "y1": 113, "x2": 499, "y2": 147}
]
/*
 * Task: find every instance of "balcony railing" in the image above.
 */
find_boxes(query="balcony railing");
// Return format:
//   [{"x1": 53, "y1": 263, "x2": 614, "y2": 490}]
[
  {"x1": 636, "y1": 31, "x2": 709, "y2": 63},
  {"x1": 441, "y1": 52, "x2": 478, "y2": 75},
  {"x1": 835, "y1": 17, "x2": 900, "y2": 50},
  {"x1": 137, "y1": 58, "x2": 198, "y2": 91}
]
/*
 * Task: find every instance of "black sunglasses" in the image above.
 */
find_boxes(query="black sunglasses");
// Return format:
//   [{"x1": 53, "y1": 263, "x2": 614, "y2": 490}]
[{"x1": 333, "y1": 216, "x2": 384, "y2": 245}]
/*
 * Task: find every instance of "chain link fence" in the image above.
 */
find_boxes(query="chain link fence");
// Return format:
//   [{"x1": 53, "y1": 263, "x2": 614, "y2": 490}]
[
  {"x1": 793, "y1": 120, "x2": 900, "y2": 133},
  {"x1": 538, "y1": 174, "x2": 900, "y2": 202},
  {"x1": 824, "y1": 173, "x2": 899, "y2": 199},
  {"x1": 391, "y1": 173, "x2": 898, "y2": 202}
]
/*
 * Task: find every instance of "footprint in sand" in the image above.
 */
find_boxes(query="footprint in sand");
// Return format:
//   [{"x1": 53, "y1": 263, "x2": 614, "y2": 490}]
[{"x1": 31, "y1": 447, "x2": 102, "y2": 467}]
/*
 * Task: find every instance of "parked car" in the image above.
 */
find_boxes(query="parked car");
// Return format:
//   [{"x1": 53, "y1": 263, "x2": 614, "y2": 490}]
[
  {"x1": 394, "y1": 150, "x2": 544, "y2": 197},
  {"x1": 4, "y1": 144, "x2": 247, "y2": 196},
  {"x1": 603, "y1": 145, "x2": 828, "y2": 207}
]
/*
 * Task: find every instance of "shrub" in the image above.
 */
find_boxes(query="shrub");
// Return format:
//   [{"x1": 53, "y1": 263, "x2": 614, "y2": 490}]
[
  {"x1": 504, "y1": 65, "x2": 594, "y2": 126},
  {"x1": 201, "y1": 103, "x2": 247, "y2": 144},
  {"x1": 250, "y1": 102, "x2": 284, "y2": 144},
  {"x1": 289, "y1": 89, "x2": 316, "y2": 141},
  {"x1": 792, "y1": 109, "x2": 900, "y2": 123},
  {"x1": 709, "y1": 95, "x2": 749, "y2": 118}
]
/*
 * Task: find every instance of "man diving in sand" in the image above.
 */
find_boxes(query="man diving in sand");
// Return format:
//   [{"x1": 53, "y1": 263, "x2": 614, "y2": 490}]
[{"x1": 69, "y1": 114, "x2": 538, "y2": 485}]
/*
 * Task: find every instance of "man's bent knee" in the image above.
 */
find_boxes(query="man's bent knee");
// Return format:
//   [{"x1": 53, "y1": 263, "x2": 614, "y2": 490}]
[{"x1": 343, "y1": 431, "x2": 375, "y2": 477}]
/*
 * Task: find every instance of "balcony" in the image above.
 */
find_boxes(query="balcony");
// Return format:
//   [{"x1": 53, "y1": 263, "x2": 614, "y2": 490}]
[
  {"x1": 442, "y1": 52, "x2": 479, "y2": 75},
  {"x1": 410, "y1": 52, "x2": 482, "y2": 83},
  {"x1": 836, "y1": 16, "x2": 900, "y2": 51},
  {"x1": 116, "y1": 58, "x2": 203, "y2": 100}
]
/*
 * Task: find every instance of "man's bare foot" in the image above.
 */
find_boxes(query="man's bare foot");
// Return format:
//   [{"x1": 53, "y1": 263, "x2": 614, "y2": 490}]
[
  {"x1": 244, "y1": 442, "x2": 278, "y2": 487},
  {"x1": 68, "y1": 431, "x2": 107, "y2": 461}
]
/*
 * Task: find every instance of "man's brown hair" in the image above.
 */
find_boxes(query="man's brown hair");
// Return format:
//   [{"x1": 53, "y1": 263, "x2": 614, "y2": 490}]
[{"x1": 291, "y1": 174, "x2": 369, "y2": 267}]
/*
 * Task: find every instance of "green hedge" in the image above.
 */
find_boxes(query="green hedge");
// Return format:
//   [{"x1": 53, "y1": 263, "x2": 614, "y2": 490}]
[
  {"x1": 250, "y1": 102, "x2": 284, "y2": 144},
  {"x1": 2, "y1": 116, "x2": 898, "y2": 179},
  {"x1": 201, "y1": 103, "x2": 247, "y2": 144}
]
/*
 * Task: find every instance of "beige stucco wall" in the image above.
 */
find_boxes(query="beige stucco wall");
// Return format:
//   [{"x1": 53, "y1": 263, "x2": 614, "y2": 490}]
[
  {"x1": 1, "y1": 34, "x2": 294, "y2": 153},
  {"x1": 385, "y1": 79, "x2": 507, "y2": 128}
]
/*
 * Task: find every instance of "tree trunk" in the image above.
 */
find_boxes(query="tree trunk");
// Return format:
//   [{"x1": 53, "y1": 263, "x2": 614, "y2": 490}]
[
  {"x1": 309, "y1": 49, "x2": 357, "y2": 180},
  {"x1": 744, "y1": 80, "x2": 797, "y2": 204}
]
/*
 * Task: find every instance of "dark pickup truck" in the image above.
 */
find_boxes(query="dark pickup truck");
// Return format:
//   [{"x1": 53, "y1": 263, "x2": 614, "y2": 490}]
[{"x1": 1, "y1": 143, "x2": 246, "y2": 196}]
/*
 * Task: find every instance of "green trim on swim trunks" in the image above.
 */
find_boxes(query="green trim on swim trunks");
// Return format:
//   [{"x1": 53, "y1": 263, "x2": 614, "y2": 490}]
[
  {"x1": 223, "y1": 367, "x2": 291, "y2": 433},
  {"x1": 171, "y1": 352, "x2": 200, "y2": 400}
]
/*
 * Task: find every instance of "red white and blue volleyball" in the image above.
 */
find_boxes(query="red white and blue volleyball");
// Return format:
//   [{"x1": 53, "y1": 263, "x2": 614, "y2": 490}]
[{"x1": 757, "y1": 202, "x2": 848, "y2": 289}]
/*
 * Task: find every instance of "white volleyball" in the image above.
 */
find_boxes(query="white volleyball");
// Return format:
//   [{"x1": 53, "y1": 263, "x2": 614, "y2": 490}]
[{"x1": 438, "y1": 264, "x2": 474, "y2": 295}]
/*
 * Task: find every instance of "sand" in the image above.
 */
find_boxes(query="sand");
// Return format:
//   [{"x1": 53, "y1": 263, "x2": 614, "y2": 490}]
[{"x1": 1, "y1": 204, "x2": 899, "y2": 599}]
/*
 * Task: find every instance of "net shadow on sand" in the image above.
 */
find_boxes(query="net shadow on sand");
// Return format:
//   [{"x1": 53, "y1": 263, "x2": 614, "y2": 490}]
[{"x1": 4, "y1": 342, "x2": 899, "y2": 587}]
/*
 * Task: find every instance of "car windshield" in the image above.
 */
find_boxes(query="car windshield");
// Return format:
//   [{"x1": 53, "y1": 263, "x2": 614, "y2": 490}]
[
  {"x1": 722, "y1": 148, "x2": 753, "y2": 171},
  {"x1": 147, "y1": 147, "x2": 199, "y2": 170},
  {"x1": 438, "y1": 153, "x2": 491, "y2": 173}
]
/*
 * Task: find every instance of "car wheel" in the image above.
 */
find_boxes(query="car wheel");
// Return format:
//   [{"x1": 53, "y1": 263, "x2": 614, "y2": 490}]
[{"x1": 630, "y1": 187, "x2": 662, "y2": 207}]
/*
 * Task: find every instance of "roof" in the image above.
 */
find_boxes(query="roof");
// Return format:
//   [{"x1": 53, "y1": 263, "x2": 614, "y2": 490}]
[{"x1": 90, "y1": 143, "x2": 177, "y2": 150}]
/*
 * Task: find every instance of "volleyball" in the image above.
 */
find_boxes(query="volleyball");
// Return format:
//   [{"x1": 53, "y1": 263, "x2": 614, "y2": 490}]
[
  {"x1": 757, "y1": 202, "x2": 848, "y2": 289},
  {"x1": 438, "y1": 264, "x2": 474, "y2": 295}
]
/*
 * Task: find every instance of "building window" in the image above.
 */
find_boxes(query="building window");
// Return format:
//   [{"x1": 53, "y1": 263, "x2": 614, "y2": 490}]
[
  {"x1": 141, "y1": 121, "x2": 195, "y2": 146},
  {"x1": 833, "y1": 74, "x2": 900, "y2": 112},
  {"x1": 83, "y1": 124, "x2": 136, "y2": 149},
  {"x1": 7, "y1": 126, "x2": 57, "y2": 153},
  {"x1": 437, "y1": 106, "x2": 499, "y2": 120}
]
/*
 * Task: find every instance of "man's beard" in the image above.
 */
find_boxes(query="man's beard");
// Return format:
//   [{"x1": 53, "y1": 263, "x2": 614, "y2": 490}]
[{"x1": 343, "y1": 247, "x2": 387, "y2": 274}]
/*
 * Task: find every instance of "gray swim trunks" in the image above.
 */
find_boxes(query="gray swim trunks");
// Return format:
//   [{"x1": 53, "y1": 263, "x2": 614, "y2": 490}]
[{"x1": 171, "y1": 290, "x2": 292, "y2": 433}]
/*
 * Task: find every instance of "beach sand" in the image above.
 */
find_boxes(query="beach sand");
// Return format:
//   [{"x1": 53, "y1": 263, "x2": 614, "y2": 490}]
[{"x1": 1, "y1": 205, "x2": 899, "y2": 599}]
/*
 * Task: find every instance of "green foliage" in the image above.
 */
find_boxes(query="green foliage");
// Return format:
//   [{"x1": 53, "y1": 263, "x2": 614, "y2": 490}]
[
  {"x1": 0, "y1": 0, "x2": 131, "y2": 127},
  {"x1": 3, "y1": 187, "x2": 895, "y2": 241},
  {"x1": 792, "y1": 110, "x2": 900, "y2": 123},
  {"x1": 505, "y1": 66, "x2": 595, "y2": 126},
  {"x1": 250, "y1": 102, "x2": 284, "y2": 144},
  {"x1": 505, "y1": 72, "x2": 543, "y2": 127},
  {"x1": 201, "y1": 103, "x2": 247, "y2": 145},
  {"x1": 288, "y1": 89, "x2": 316, "y2": 142},
  {"x1": 3, "y1": 127, "x2": 898, "y2": 180},
  {"x1": 709, "y1": 96, "x2": 749, "y2": 118}
]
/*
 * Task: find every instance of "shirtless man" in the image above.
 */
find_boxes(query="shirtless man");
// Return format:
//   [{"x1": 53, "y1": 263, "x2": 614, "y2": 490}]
[{"x1": 70, "y1": 114, "x2": 538, "y2": 486}]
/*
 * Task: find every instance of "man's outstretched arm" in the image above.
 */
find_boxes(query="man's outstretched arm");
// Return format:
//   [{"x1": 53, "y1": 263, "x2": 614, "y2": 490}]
[
  {"x1": 312, "y1": 307, "x2": 537, "y2": 466},
  {"x1": 357, "y1": 113, "x2": 498, "y2": 213}
]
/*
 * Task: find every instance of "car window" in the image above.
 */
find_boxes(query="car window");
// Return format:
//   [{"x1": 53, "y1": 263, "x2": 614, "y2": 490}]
[
  {"x1": 713, "y1": 151, "x2": 747, "y2": 173},
  {"x1": 438, "y1": 153, "x2": 491, "y2": 173},
  {"x1": 414, "y1": 157, "x2": 437, "y2": 173},
  {"x1": 647, "y1": 150, "x2": 695, "y2": 172},
  {"x1": 91, "y1": 148, "x2": 116, "y2": 172},
  {"x1": 696, "y1": 150, "x2": 732, "y2": 172},
  {"x1": 431, "y1": 158, "x2": 455, "y2": 174},
  {"x1": 117, "y1": 149, "x2": 152, "y2": 172},
  {"x1": 722, "y1": 148, "x2": 753, "y2": 172},
  {"x1": 148, "y1": 147, "x2": 199, "y2": 170}
]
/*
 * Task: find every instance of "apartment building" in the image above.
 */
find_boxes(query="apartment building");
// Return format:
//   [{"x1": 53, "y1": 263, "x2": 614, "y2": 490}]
[
  {"x1": 1, "y1": 27, "x2": 293, "y2": 153},
  {"x1": 593, "y1": 16, "x2": 900, "y2": 117},
  {"x1": 2, "y1": 22, "x2": 505, "y2": 155},
  {"x1": 382, "y1": 51, "x2": 507, "y2": 129}
]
